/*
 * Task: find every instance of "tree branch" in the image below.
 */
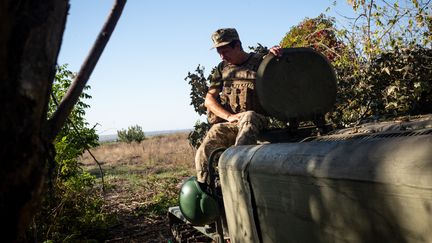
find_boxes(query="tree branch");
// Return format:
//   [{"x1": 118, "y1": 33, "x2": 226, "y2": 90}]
[{"x1": 47, "y1": 0, "x2": 127, "y2": 141}]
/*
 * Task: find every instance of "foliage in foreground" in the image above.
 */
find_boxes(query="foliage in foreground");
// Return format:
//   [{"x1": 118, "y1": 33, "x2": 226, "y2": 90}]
[
  {"x1": 25, "y1": 64, "x2": 115, "y2": 242},
  {"x1": 117, "y1": 124, "x2": 146, "y2": 143}
]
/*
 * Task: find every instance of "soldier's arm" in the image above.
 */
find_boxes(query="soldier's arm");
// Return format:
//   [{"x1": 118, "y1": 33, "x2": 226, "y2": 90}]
[{"x1": 205, "y1": 88, "x2": 241, "y2": 123}]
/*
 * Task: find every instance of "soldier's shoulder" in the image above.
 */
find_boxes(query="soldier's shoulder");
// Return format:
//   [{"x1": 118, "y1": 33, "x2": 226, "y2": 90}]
[
  {"x1": 217, "y1": 60, "x2": 229, "y2": 70},
  {"x1": 248, "y1": 52, "x2": 265, "y2": 68}
]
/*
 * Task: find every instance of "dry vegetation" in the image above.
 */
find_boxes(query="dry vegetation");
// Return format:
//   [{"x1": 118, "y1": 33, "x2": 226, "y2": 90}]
[{"x1": 79, "y1": 132, "x2": 195, "y2": 242}]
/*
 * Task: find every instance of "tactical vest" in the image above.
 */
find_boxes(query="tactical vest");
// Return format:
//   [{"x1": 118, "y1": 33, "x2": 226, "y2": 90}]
[{"x1": 219, "y1": 53, "x2": 265, "y2": 115}]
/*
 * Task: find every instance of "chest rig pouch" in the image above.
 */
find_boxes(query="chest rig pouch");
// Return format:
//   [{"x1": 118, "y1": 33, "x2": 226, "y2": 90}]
[{"x1": 220, "y1": 53, "x2": 265, "y2": 115}]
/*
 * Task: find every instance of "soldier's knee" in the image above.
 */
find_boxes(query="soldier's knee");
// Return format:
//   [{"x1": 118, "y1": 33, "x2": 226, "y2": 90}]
[
  {"x1": 239, "y1": 111, "x2": 258, "y2": 125},
  {"x1": 243, "y1": 110, "x2": 256, "y2": 118}
]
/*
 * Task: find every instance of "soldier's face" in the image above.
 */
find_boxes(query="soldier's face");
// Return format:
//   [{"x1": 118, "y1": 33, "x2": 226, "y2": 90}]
[{"x1": 216, "y1": 44, "x2": 241, "y2": 64}]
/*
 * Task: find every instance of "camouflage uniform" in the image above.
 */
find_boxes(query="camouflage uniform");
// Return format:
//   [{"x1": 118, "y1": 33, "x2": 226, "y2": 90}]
[
  {"x1": 195, "y1": 41, "x2": 268, "y2": 183},
  {"x1": 196, "y1": 111, "x2": 267, "y2": 183}
]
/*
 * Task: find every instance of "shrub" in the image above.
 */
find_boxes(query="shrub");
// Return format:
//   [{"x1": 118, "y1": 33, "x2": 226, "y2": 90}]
[
  {"x1": 280, "y1": 14, "x2": 346, "y2": 62},
  {"x1": 187, "y1": 120, "x2": 211, "y2": 148},
  {"x1": 329, "y1": 0, "x2": 432, "y2": 126},
  {"x1": 184, "y1": 65, "x2": 212, "y2": 148},
  {"x1": 280, "y1": 4, "x2": 432, "y2": 127},
  {"x1": 117, "y1": 125, "x2": 146, "y2": 143}
]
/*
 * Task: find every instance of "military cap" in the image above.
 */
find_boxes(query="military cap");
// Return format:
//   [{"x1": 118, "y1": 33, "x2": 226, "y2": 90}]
[{"x1": 211, "y1": 28, "x2": 240, "y2": 49}]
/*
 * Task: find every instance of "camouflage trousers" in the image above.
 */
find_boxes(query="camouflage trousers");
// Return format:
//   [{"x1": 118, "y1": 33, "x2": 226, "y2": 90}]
[{"x1": 195, "y1": 111, "x2": 267, "y2": 183}]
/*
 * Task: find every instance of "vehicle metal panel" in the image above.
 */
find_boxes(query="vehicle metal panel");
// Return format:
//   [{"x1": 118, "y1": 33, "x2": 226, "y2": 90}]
[{"x1": 219, "y1": 132, "x2": 432, "y2": 243}]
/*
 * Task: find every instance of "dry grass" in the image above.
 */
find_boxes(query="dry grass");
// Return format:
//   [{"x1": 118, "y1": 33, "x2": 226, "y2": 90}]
[
  {"x1": 79, "y1": 132, "x2": 196, "y2": 242},
  {"x1": 81, "y1": 132, "x2": 194, "y2": 169}
]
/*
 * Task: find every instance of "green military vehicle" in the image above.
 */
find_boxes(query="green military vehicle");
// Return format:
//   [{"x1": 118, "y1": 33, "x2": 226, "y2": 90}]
[{"x1": 168, "y1": 48, "x2": 432, "y2": 243}]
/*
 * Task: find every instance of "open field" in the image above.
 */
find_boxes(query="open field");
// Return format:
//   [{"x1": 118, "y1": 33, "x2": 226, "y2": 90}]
[{"x1": 79, "y1": 132, "x2": 196, "y2": 242}]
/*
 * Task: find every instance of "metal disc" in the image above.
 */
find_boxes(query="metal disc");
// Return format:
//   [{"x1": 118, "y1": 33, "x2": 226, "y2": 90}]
[{"x1": 256, "y1": 47, "x2": 336, "y2": 121}]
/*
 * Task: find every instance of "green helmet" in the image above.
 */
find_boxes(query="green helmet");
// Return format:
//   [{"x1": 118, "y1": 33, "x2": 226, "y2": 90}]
[{"x1": 179, "y1": 176, "x2": 220, "y2": 225}]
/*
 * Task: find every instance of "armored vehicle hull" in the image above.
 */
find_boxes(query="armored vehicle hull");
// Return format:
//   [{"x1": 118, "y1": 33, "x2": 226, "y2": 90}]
[{"x1": 220, "y1": 118, "x2": 432, "y2": 243}]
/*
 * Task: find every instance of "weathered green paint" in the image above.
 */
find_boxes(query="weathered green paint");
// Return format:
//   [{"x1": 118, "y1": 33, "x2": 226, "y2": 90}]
[
  {"x1": 256, "y1": 48, "x2": 336, "y2": 121},
  {"x1": 220, "y1": 120, "x2": 432, "y2": 243}
]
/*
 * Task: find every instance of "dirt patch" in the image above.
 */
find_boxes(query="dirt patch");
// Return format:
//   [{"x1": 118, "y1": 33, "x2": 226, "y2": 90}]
[{"x1": 103, "y1": 189, "x2": 172, "y2": 242}]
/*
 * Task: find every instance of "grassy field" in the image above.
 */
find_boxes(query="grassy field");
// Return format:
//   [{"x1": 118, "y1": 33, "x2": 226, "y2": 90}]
[{"x1": 79, "y1": 132, "x2": 196, "y2": 242}]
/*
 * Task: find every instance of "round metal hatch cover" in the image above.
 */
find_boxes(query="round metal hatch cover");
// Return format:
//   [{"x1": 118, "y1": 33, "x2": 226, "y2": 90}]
[{"x1": 256, "y1": 47, "x2": 336, "y2": 121}]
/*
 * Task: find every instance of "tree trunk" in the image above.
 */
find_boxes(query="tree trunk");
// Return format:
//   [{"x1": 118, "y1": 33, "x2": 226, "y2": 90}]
[{"x1": 0, "y1": 1, "x2": 69, "y2": 241}]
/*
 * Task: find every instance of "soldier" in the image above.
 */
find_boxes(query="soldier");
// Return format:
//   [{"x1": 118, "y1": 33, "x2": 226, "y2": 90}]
[{"x1": 195, "y1": 28, "x2": 282, "y2": 184}]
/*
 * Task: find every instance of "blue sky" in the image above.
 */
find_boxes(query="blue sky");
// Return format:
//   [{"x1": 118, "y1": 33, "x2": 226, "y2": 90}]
[{"x1": 58, "y1": 0, "x2": 354, "y2": 135}]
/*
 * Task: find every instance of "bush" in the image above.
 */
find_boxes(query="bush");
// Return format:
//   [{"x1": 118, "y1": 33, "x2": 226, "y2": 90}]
[
  {"x1": 280, "y1": 14, "x2": 346, "y2": 62},
  {"x1": 188, "y1": 120, "x2": 211, "y2": 149},
  {"x1": 25, "y1": 64, "x2": 114, "y2": 242},
  {"x1": 117, "y1": 125, "x2": 146, "y2": 143},
  {"x1": 280, "y1": 5, "x2": 432, "y2": 127},
  {"x1": 329, "y1": 0, "x2": 432, "y2": 126},
  {"x1": 332, "y1": 46, "x2": 432, "y2": 125}
]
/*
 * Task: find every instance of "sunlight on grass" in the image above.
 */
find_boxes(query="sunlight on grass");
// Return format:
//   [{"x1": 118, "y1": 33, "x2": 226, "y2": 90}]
[{"x1": 79, "y1": 132, "x2": 195, "y2": 218}]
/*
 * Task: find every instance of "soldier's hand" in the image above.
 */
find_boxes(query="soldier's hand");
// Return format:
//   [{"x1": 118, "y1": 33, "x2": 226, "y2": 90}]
[
  {"x1": 226, "y1": 113, "x2": 243, "y2": 123},
  {"x1": 269, "y1": 45, "x2": 283, "y2": 57}
]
